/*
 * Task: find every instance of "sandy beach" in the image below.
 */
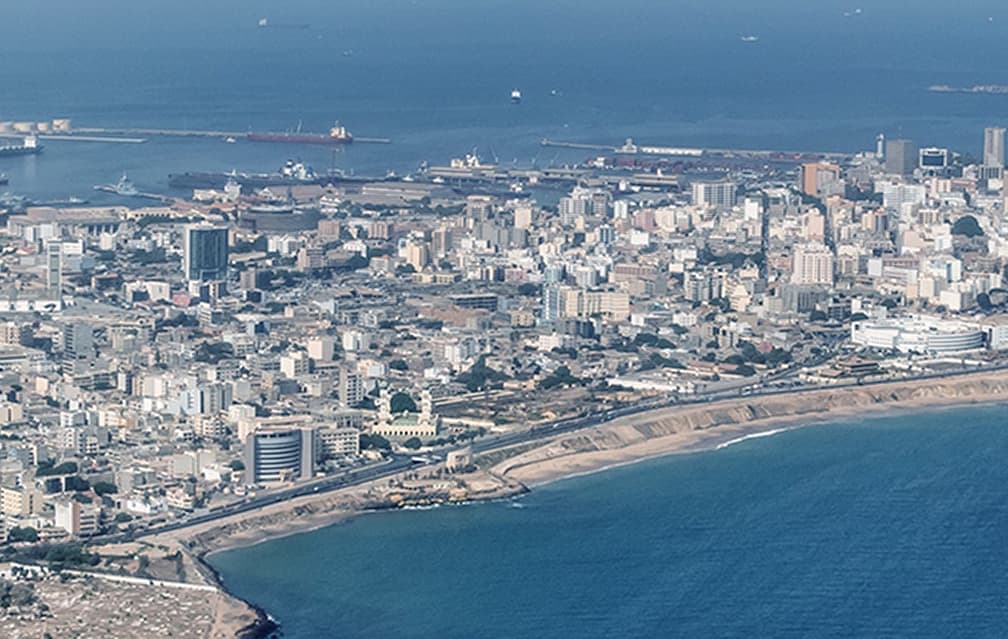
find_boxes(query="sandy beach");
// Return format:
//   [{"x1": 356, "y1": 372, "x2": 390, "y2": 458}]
[{"x1": 492, "y1": 371, "x2": 1008, "y2": 487}]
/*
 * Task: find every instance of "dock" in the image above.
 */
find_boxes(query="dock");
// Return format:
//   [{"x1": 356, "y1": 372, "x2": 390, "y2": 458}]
[
  {"x1": 39, "y1": 134, "x2": 147, "y2": 144},
  {"x1": 76, "y1": 127, "x2": 391, "y2": 144},
  {"x1": 541, "y1": 137, "x2": 852, "y2": 162}
]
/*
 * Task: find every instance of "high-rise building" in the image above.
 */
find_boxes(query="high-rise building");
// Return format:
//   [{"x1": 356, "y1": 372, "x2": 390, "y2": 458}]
[
  {"x1": 984, "y1": 127, "x2": 1005, "y2": 168},
  {"x1": 337, "y1": 367, "x2": 366, "y2": 406},
  {"x1": 46, "y1": 242, "x2": 62, "y2": 293},
  {"x1": 405, "y1": 241, "x2": 430, "y2": 271},
  {"x1": 884, "y1": 139, "x2": 916, "y2": 176},
  {"x1": 243, "y1": 428, "x2": 315, "y2": 484},
  {"x1": 63, "y1": 322, "x2": 93, "y2": 360},
  {"x1": 691, "y1": 180, "x2": 737, "y2": 209},
  {"x1": 541, "y1": 286, "x2": 561, "y2": 323},
  {"x1": 791, "y1": 243, "x2": 835, "y2": 286},
  {"x1": 432, "y1": 227, "x2": 453, "y2": 257},
  {"x1": 799, "y1": 162, "x2": 842, "y2": 198},
  {"x1": 183, "y1": 225, "x2": 229, "y2": 281}
]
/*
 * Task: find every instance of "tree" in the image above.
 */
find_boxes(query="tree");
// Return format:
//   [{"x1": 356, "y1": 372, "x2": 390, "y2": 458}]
[
  {"x1": 517, "y1": 283, "x2": 541, "y2": 297},
  {"x1": 951, "y1": 215, "x2": 984, "y2": 238},
  {"x1": 360, "y1": 433, "x2": 391, "y2": 450},
  {"x1": 403, "y1": 437, "x2": 422, "y2": 450},
  {"x1": 538, "y1": 366, "x2": 581, "y2": 390},
  {"x1": 388, "y1": 359, "x2": 409, "y2": 371},
  {"x1": 195, "y1": 341, "x2": 234, "y2": 364},
  {"x1": 455, "y1": 355, "x2": 509, "y2": 392},
  {"x1": 36, "y1": 461, "x2": 78, "y2": 477},
  {"x1": 92, "y1": 481, "x2": 118, "y2": 496},
  {"x1": 808, "y1": 310, "x2": 828, "y2": 322},
  {"x1": 228, "y1": 460, "x2": 245, "y2": 471},
  {"x1": 390, "y1": 392, "x2": 418, "y2": 413},
  {"x1": 7, "y1": 527, "x2": 38, "y2": 543},
  {"x1": 64, "y1": 476, "x2": 90, "y2": 492}
]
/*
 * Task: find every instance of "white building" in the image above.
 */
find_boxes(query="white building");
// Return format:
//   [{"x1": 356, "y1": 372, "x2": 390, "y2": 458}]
[
  {"x1": 692, "y1": 180, "x2": 737, "y2": 209},
  {"x1": 851, "y1": 315, "x2": 986, "y2": 354}
]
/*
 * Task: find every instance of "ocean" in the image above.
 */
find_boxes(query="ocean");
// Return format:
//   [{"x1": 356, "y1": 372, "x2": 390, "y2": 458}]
[
  {"x1": 3, "y1": 0, "x2": 1008, "y2": 200},
  {"x1": 210, "y1": 405, "x2": 1008, "y2": 638}
]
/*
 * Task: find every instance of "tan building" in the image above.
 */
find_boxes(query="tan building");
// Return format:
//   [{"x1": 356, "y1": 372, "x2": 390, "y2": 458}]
[
  {"x1": 559, "y1": 287, "x2": 630, "y2": 322},
  {"x1": 405, "y1": 242, "x2": 430, "y2": 271},
  {"x1": 1, "y1": 485, "x2": 44, "y2": 517},
  {"x1": 800, "y1": 162, "x2": 842, "y2": 197},
  {"x1": 791, "y1": 243, "x2": 835, "y2": 286},
  {"x1": 54, "y1": 499, "x2": 100, "y2": 537}
]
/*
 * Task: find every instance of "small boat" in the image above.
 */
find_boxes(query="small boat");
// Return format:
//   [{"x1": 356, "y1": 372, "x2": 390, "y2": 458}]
[
  {"x1": 224, "y1": 136, "x2": 237, "y2": 144},
  {"x1": 740, "y1": 35, "x2": 759, "y2": 42},
  {"x1": 511, "y1": 88, "x2": 522, "y2": 104},
  {"x1": 0, "y1": 174, "x2": 7, "y2": 186}
]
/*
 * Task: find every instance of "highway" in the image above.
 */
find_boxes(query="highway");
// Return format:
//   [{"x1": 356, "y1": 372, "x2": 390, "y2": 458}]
[{"x1": 120, "y1": 356, "x2": 1008, "y2": 545}]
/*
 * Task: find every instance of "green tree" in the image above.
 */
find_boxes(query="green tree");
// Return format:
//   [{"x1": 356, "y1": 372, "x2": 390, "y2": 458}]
[
  {"x1": 92, "y1": 481, "x2": 118, "y2": 496},
  {"x1": 403, "y1": 437, "x2": 422, "y2": 450},
  {"x1": 951, "y1": 215, "x2": 984, "y2": 237},
  {"x1": 7, "y1": 527, "x2": 38, "y2": 543},
  {"x1": 455, "y1": 355, "x2": 509, "y2": 392},
  {"x1": 360, "y1": 433, "x2": 391, "y2": 450}
]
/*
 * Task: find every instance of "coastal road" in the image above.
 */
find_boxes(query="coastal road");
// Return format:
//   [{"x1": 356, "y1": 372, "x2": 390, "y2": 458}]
[
  {"x1": 124, "y1": 359, "x2": 1008, "y2": 544},
  {"x1": 107, "y1": 456, "x2": 416, "y2": 545}
]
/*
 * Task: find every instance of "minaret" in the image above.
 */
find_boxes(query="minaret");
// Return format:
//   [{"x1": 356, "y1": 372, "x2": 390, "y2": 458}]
[{"x1": 377, "y1": 386, "x2": 392, "y2": 429}]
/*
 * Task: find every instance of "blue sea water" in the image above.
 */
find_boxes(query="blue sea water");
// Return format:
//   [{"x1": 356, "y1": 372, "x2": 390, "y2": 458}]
[
  {"x1": 210, "y1": 405, "x2": 1008, "y2": 638},
  {"x1": 4, "y1": 1, "x2": 1008, "y2": 200}
]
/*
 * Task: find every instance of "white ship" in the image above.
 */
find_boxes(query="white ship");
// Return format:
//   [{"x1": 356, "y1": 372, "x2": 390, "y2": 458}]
[{"x1": 510, "y1": 88, "x2": 522, "y2": 104}]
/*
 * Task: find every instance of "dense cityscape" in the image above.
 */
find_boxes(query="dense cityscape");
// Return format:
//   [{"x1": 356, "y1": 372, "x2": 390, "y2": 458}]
[{"x1": 1, "y1": 116, "x2": 1008, "y2": 634}]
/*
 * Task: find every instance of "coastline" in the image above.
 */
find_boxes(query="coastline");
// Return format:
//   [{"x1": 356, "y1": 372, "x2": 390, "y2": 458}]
[
  {"x1": 491, "y1": 373, "x2": 1008, "y2": 488},
  {"x1": 142, "y1": 369, "x2": 1008, "y2": 637}
]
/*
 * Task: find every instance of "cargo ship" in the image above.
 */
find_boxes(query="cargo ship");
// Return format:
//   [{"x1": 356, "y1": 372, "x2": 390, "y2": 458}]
[
  {"x1": 247, "y1": 123, "x2": 353, "y2": 145},
  {"x1": 0, "y1": 135, "x2": 42, "y2": 157}
]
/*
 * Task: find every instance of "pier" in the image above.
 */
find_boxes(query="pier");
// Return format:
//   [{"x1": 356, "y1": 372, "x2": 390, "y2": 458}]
[
  {"x1": 75, "y1": 127, "x2": 391, "y2": 144},
  {"x1": 40, "y1": 134, "x2": 148, "y2": 144},
  {"x1": 541, "y1": 137, "x2": 852, "y2": 162}
]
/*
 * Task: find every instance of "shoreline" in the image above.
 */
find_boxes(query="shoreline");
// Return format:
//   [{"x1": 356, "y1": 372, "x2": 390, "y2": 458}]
[
  {"x1": 136, "y1": 369, "x2": 1008, "y2": 637},
  {"x1": 491, "y1": 374, "x2": 1008, "y2": 489},
  {"x1": 510, "y1": 398, "x2": 1005, "y2": 491},
  {"x1": 185, "y1": 368, "x2": 1008, "y2": 552}
]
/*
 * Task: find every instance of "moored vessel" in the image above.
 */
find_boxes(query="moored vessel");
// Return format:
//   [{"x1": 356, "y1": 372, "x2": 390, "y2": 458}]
[{"x1": 247, "y1": 123, "x2": 353, "y2": 145}]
